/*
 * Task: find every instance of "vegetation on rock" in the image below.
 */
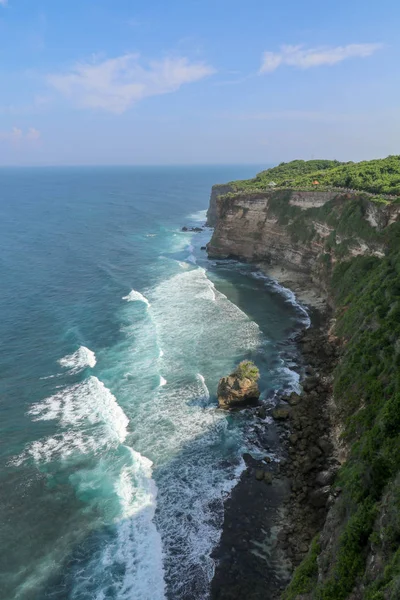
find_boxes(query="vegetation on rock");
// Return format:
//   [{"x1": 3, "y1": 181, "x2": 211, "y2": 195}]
[
  {"x1": 229, "y1": 155, "x2": 400, "y2": 198},
  {"x1": 283, "y1": 537, "x2": 321, "y2": 599},
  {"x1": 286, "y1": 220, "x2": 400, "y2": 599},
  {"x1": 233, "y1": 360, "x2": 260, "y2": 382}
]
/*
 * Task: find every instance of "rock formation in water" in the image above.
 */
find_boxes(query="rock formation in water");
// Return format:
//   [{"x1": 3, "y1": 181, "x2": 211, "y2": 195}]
[{"x1": 217, "y1": 360, "x2": 260, "y2": 409}]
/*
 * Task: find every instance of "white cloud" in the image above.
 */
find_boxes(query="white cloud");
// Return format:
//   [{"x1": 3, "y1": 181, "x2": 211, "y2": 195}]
[
  {"x1": 260, "y1": 43, "x2": 383, "y2": 73},
  {"x1": 0, "y1": 127, "x2": 41, "y2": 145},
  {"x1": 47, "y1": 53, "x2": 215, "y2": 113}
]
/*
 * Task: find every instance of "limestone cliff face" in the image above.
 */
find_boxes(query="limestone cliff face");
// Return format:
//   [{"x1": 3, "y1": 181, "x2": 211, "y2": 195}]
[
  {"x1": 207, "y1": 188, "x2": 400, "y2": 293},
  {"x1": 206, "y1": 184, "x2": 234, "y2": 226}
]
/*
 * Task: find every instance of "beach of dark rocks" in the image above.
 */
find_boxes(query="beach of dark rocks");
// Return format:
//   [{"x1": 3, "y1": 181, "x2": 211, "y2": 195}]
[{"x1": 211, "y1": 306, "x2": 341, "y2": 600}]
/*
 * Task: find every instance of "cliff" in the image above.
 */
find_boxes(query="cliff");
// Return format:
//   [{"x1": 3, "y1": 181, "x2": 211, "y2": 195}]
[
  {"x1": 206, "y1": 184, "x2": 235, "y2": 226},
  {"x1": 208, "y1": 188, "x2": 400, "y2": 297},
  {"x1": 207, "y1": 176, "x2": 400, "y2": 599}
]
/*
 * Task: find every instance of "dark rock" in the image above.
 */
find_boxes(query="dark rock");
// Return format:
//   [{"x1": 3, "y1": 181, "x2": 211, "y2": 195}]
[
  {"x1": 288, "y1": 392, "x2": 301, "y2": 406},
  {"x1": 257, "y1": 406, "x2": 267, "y2": 419},
  {"x1": 309, "y1": 485, "x2": 331, "y2": 508},
  {"x1": 315, "y1": 469, "x2": 337, "y2": 487},
  {"x1": 272, "y1": 407, "x2": 291, "y2": 420},
  {"x1": 201, "y1": 246, "x2": 206, "y2": 250},
  {"x1": 181, "y1": 226, "x2": 203, "y2": 233},
  {"x1": 263, "y1": 472, "x2": 273, "y2": 484},
  {"x1": 303, "y1": 377, "x2": 319, "y2": 392},
  {"x1": 318, "y1": 439, "x2": 334, "y2": 455},
  {"x1": 309, "y1": 446, "x2": 323, "y2": 461},
  {"x1": 255, "y1": 470, "x2": 265, "y2": 481}
]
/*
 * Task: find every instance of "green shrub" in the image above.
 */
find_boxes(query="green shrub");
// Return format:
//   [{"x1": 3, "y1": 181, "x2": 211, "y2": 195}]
[
  {"x1": 233, "y1": 360, "x2": 260, "y2": 382},
  {"x1": 283, "y1": 537, "x2": 321, "y2": 599},
  {"x1": 230, "y1": 155, "x2": 400, "y2": 197},
  {"x1": 284, "y1": 220, "x2": 400, "y2": 599}
]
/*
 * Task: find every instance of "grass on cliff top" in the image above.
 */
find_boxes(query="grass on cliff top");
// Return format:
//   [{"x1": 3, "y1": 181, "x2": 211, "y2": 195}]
[
  {"x1": 229, "y1": 155, "x2": 400, "y2": 197},
  {"x1": 285, "y1": 221, "x2": 400, "y2": 599},
  {"x1": 232, "y1": 360, "x2": 260, "y2": 382}
]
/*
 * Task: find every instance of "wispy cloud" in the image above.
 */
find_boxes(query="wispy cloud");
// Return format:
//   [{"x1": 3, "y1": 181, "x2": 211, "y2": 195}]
[
  {"x1": 0, "y1": 0, "x2": 8, "y2": 6},
  {"x1": 47, "y1": 53, "x2": 215, "y2": 113},
  {"x1": 0, "y1": 95, "x2": 52, "y2": 116},
  {"x1": 259, "y1": 43, "x2": 383, "y2": 73},
  {"x1": 222, "y1": 110, "x2": 366, "y2": 123},
  {"x1": 0, "y1": 127, "x2": 41, "y2": 145}
]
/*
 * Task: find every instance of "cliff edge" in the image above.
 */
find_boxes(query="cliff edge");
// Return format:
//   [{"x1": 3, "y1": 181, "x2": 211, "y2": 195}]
[{"x1": 207, "y1": 157, "x2": 400, "y2": 600}]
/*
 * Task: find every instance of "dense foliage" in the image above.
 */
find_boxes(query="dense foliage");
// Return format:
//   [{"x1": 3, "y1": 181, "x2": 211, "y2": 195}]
[
  {"x1": 231, "y1": 155, "x2": 400, "y2": 197},
  {"x1": 283, "y1": 537, "x2": 321, "y2": 599},
  {"x1": 233, "y1": 360, "x2": 260, "y2": 382},
  {"x1": 285, "y1": 221, "x2": 400, "y2": 599}
]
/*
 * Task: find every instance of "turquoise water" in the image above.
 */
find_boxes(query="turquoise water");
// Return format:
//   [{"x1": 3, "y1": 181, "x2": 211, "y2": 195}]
[{"x1": 0, "y1": 166, "x2": 307, "y2": 600}]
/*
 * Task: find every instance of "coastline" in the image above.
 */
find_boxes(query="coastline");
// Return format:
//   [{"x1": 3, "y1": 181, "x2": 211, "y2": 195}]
[
  {"x1": 255, "y1": 262, "x2": 330, "y2": 315},
  {"x1": 210, "y1": 272, "x2": 339, "y2": 600}
]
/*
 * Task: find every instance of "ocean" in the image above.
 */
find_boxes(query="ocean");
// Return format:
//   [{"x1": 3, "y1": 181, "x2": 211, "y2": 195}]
[{"x1": 0, "y1": 166, "x2": 308, "y2": 600}]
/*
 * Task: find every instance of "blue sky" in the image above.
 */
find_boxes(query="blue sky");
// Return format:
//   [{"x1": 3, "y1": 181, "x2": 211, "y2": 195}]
[{"x1": 0, "y1": 0, "x2": 399, "y2": 165}]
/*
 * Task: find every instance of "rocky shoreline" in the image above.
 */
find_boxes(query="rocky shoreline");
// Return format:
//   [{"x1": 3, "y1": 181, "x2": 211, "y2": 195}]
[{"x1": 211, "y1": 295, "x2": 341, "y2": 599}]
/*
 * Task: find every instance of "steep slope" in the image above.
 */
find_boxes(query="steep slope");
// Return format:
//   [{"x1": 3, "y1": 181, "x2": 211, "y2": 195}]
[{"x1": 207, "y1": 160, "x2": 400, "y2": 599}]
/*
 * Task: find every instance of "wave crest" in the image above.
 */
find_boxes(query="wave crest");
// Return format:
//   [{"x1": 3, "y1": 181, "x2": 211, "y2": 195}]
[
  {"x1": 122, "y1": 290, "x2": 151, "y2": 307},
  {"x1": 58, "y1": 346, "x2": 97, "y2": 373}
]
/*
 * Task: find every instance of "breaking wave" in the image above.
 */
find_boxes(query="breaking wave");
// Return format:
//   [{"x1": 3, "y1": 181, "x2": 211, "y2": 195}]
[
  {"x1": 58, "y1": 346, "x2": 97, "y2": 373},
  {"x1": 122, "y1": 290, "x2": 151, "y2": 307}
]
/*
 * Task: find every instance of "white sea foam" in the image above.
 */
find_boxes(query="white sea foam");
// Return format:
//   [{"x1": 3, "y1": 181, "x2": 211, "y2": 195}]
[
  {"x1": 197, "y1": 373, "x2": 210, "y2": 401},
  {"x1": 178, "y1": 261, "x2": 190, "y2": 269},
  {"x1": 186, "y1": 209, "x2": 207, "y2": 223},
  {"x1": 251, "y1": 271, "x2": 311, "y2": 326},
  {"x1": 123, "y1": 266, "x2": 262, "y2": 596},
  {"x1": 159, "y1": 349, "x2": 164, "y2": 358},
  {"x1": 17, "y1": 368, "x2": 167, "y2": 598},
  {"x1": 122, "y1": 290, "x2": 151, "y2": 307},
  {"x1": 70, "y1": 448, "x2": 166, "y2": 600},
  {"x1": 186, "y1": 254, "x2": 197, "y2": 264},
  {"x1": 159, "y1": 376, "x2": 167, "y2": 387},
  {"x1": 278, "y1": 364, "x2": 301, "y2": 394},
  {"x1": 29, "y1": 376, "x2": 129, "y2": 443},
  {"x1": 58, "y1": 346, "x2": 97, "y2": 373}
]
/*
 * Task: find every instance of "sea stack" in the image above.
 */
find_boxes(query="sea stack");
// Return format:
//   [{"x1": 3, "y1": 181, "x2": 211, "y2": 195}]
[{"x1": 217, "y1": 360, "x2": 260, "y2": 409}]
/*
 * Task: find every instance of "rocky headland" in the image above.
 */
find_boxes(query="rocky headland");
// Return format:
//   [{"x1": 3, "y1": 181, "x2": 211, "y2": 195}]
[{"x1": 207, "y1": 158, "x2": 400, "y2": 600}]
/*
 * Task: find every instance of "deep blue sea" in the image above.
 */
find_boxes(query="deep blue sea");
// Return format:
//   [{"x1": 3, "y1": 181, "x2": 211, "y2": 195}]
[{"x1": 0, "y1": 166, "x2": 308, "y2": 600}]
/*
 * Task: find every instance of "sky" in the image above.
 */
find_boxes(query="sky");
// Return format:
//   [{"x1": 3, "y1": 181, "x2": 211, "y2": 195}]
[{"x1": 0, "y1": 0, "x2": 399, "y2": 166}]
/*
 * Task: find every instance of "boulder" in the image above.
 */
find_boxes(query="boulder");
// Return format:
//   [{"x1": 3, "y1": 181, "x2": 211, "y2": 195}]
[
  {"x1": 263, "y1": 472, "x2": 273, "y2": 484},
  {"x1": 272, "y1": 406, "x2": 291, "y2": 420},
  {"x1": 288, "y1": 392, "x2": 301, "y2": 406},
  {"x1": 315, "y1": 469, "x2": 337, "y2": 487},
  {"x1": 217, "y1": 374, "x2": 260, "y2": 410},
  {"x1": 309, "y1": 485, "x2": 331, "y2": 508}
]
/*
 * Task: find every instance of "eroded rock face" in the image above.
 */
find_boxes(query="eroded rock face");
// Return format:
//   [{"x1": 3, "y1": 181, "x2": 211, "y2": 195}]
[
  {"x1": 207, "y1": 189, "x2": 396, "y2": 294},
  {"x1": 206, "y1": 184, "x2": 234, "y2": 226},
  {"x1": 217, "y1": 374, "x2": 260, "y2": 409}
]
